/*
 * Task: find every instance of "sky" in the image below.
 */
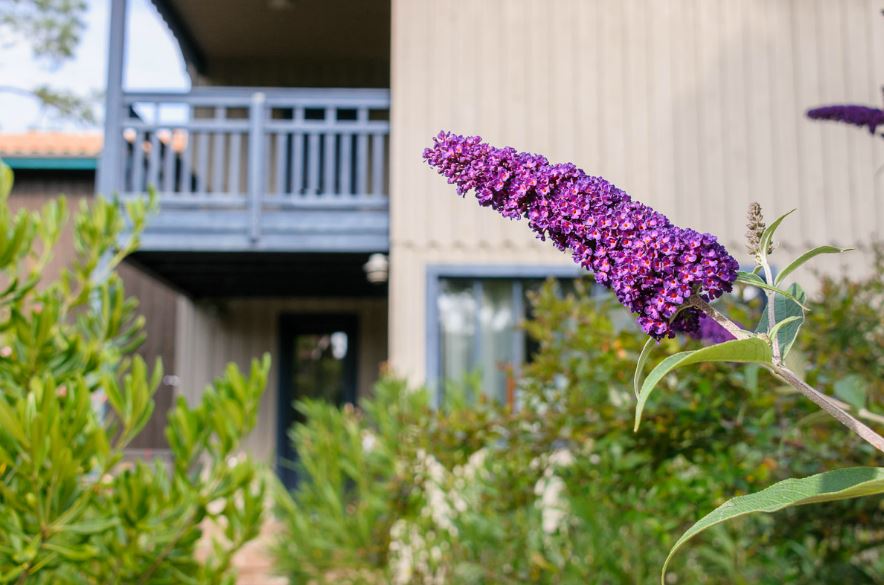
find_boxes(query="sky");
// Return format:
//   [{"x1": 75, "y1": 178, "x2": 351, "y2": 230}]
[{"x1": 0, "y1": 0, "x2": 189, "y2": 132}]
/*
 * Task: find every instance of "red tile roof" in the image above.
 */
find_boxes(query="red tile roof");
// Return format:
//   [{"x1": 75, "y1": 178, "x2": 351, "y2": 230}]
[{"x1": 0, "y1": 132, "x2": 102, "y2": 157}]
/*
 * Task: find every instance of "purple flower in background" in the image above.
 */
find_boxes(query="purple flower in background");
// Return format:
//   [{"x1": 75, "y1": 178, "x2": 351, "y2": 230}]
[
  {"x1": 423, "y1": 132, "x2": 739, "y2": 339},
  {"x1": 806, "y1": 105, "x2": 884, "y2": 134},
  {"x1": 695, "y1": 314, "x2": 737, "y2": 345}
]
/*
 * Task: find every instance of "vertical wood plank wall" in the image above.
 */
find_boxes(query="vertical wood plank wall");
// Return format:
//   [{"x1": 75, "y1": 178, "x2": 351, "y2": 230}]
[
  {"x1": 175, "y1": 297, "x2": 388, "y2": 462},
  {"x1": 389, "y1": 0, "x2": 884, "y2": 383}
]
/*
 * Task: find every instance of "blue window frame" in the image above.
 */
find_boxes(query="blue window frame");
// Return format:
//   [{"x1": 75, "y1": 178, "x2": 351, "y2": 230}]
[{"x1": 425, "y1": 265, "x2": 587, "y2": 405}]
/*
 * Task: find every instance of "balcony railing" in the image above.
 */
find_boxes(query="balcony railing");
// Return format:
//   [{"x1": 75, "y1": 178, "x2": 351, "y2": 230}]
[{"x1": 106, "y1": 87, "x2": 390, "y2": 252}]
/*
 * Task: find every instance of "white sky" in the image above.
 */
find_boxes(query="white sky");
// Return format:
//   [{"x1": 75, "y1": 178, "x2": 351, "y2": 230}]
[{"x1": 0, "y1": 0, "x2": 189, "y2": 131}]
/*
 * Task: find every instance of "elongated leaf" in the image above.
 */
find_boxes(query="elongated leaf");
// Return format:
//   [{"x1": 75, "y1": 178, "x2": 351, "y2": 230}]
[
  {"x1": 755, "y1": 283, "x2": 806, "y2": 358},
  {"x1": 758, "y1": 208, "x2": 795, "y2": 262},
  {"x1": 662, "y1": 467, "x2": 884, "y2": 584},
  {"x1": 61, "y1": 517, "x2": 119, "y2": 534},
  {"x1": 834, "y1": 375, "x2": 867, "y2": 410},
  {"x1": 767, "y1": 316, "x2": 801, "y2": 346},
  {"x1": 634, "y1": 338, "x2": 771, "y2": 431},
  {"x1": 634, "y1": 338, "x2": 655, "y2": 398},
  {"x1": 0, "y1": 160, "x2": 12, "y2": 200},
  {"x1": 736, "y1": 271, "x2": 808, "y2": 310},
  {"x1": 774, "y1": 245, "x2": 852, "y2": 286}
]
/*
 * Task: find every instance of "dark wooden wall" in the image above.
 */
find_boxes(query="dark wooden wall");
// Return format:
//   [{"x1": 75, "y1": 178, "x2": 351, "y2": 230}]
[{"x1": 7, "y1": 168, "x2": 178, "y2": 450}]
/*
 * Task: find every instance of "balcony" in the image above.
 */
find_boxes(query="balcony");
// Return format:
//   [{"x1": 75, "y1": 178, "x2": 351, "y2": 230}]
[{"x1": 105, "y1": 87, "x2": 390, "y2": 253}]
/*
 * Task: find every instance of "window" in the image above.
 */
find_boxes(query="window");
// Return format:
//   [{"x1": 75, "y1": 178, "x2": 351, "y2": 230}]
[{"x1": 428, "y1": 267, "x2": 584, "y2": 404}]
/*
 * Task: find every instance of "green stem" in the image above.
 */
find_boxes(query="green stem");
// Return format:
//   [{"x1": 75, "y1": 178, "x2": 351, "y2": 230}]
[
  {"x1": 771, "y1": 364, "x2": 884, "y2": 455},
  {"x1": 688, "y1": 295, "x2": 884, "y2": 454}
]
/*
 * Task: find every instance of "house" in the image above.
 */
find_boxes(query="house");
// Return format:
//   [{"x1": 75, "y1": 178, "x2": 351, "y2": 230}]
[{"x1": 92, "y1": 0, "x2": 881, "y2": 479}]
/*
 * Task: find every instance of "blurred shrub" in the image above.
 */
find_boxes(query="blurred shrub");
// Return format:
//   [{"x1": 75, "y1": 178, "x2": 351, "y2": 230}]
[
  {"x1": 0, "y1": 162, "x2": 267, "y2": 584},
  {"x1": 275, "y1": 273, "x2": 883, "y2": 584}
]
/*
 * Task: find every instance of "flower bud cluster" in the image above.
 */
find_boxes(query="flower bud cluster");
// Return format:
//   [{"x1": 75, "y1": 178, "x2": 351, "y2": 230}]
[
  {"x1": 423, "y1": 132, "x2": 739, "y2": 338},
  {"x1": 745, "y1": 201, "x2": 771, "y2": 257}
]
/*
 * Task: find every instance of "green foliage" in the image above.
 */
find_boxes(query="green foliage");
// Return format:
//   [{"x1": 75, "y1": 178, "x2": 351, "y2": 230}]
[
  {"x1": 774, "y1": 245, "x2": 853, "y2": 287},
  {"x1": 663, "y1": 467, "x2": 884, "y2": 583},
  {"x1": 275, "y1": 277, "x2": 883, "y2": 584},
  {"x1": 272, "y1": 378, "x2": 429, "y2": 584},
  {"x1": 0, "y1": 0, "x2": 87, "y2": 62},
  {"x1": 754, "y1": 282, "x2": 806, "y2": 358},
  {"x1": 0, "y1": 160, "x2": 268, "y2": 583},
  {"x1": 801, "y1": 244, "x2": 883, "y2": 408},
  {"x1": 634, "y1": 337, "x2": 772, "y2": 431},
  {"x1": 655, "y1": 210, "x2": 880, "y2": 576},
  {"x1": 0, "y1": 0, "x2": 96, "y2": 124}
]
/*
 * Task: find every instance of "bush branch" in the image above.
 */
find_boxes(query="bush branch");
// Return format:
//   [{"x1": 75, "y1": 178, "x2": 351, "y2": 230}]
[{"x1": 688, "y1": 295, "x2": 884, "y2": 454}]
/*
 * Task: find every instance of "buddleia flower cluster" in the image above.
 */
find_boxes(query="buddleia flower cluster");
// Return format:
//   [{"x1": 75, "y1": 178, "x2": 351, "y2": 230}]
[
  {"x1": 423, "y1": 132, "x2": 739, "y2": 339},
  {"x1": 806, "y1": 104, "x2": 884, "y2": 135}
]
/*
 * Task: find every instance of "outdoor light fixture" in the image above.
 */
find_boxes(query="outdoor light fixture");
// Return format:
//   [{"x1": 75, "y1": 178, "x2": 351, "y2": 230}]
[{"x1": 363, "y1": 253, "x2": 389, "y2": 284}]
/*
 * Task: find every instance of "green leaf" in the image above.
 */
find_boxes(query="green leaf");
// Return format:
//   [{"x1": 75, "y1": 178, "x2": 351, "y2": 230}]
[
  {"x1": 758, "y1": 208, "x2": 795, "y2": 262},
  {"x1": 0, "y1": 160, "x2": 12, "y2": 200},
  {"x1": 834, "y1": 375, "x2": 867, "y2": 410},
  {"x1": 61, "y1": 518, "x2": 119, "y2": 535},
  {"x1": 662, "y1": 467, "x2": 884, "y2": 584},
  {"x1": 634, "y1": 338, "x2": 771, "y2": 431},
  {"x1": 633, "y1": 338, "x2": 655, "y2": 398},
  {"x1": 736, "y1": 271, "x2": 809, "y2": 310},
  {"x1": 767, "y1": 316, "x2": 801, "y2": 346},
  {"x1": 755, "y1": 283, "x2": 806, "y2": 358},
  {"x1": 774, "y1": 245, "x2": 852, "y2": 286}
]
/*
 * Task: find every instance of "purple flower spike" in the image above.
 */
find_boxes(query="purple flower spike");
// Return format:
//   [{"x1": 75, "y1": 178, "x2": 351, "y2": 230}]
[
  {"x1": 807, "y1": 105, "x2": 884, "y2": 134},
  {"x1": 423, "y1": 132, "x2": 739, "y2": 339}
]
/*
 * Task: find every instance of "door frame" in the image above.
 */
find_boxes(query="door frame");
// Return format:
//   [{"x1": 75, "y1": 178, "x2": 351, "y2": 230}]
[{"x1": 276, "y1": 313, "x2": 359, "y2": 485}]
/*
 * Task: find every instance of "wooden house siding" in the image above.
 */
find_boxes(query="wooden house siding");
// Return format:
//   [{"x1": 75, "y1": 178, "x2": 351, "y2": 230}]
[
  {"x1": 388, "y1": 0, "x2": 884, "y2": 383},
  {"x1": 7, "y1": 171, "x2": 181, "y2": 449}
]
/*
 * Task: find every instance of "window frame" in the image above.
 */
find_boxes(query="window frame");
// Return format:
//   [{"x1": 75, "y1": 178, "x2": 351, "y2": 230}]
[{"x1": 425, "y1": 264, "x2": 585, "y2": 405}]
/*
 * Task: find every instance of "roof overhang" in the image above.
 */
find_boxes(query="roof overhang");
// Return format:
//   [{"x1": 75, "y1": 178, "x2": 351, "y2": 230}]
[
  {"x1": 3, "y1": 156, "x2": 97, "y2": 171},
  {"x1": 149, "y1": 0, "x2": 390, "y2": 80}
]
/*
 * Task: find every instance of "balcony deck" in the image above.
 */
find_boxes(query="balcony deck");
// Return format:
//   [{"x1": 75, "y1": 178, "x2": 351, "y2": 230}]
[{"x1": 105, "y1": 87, "x2": 390, "y2": 253}]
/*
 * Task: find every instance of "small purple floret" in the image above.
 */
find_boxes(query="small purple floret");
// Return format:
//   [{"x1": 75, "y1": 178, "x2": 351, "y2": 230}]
[
  {"x1": 807, "y1": 105, "x2": 884, "y2": 134},
  {"x1": 423, "y1": 132, "x2": 739, "y2": 339}
]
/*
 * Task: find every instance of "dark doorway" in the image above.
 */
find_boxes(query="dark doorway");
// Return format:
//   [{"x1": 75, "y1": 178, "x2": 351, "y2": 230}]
[{"x1": 277, "y1": 314, "x2": 359, "y2": 488}]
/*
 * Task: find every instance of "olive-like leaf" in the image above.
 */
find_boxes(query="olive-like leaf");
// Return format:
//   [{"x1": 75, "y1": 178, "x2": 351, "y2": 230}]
[
  {"x1": 662, "y1": 467, "x2": 884, "y2": 584},
  {"x1": 833, "y1": 375, "x2": 867, "y2": 411},
  {"x1": 767, "y1": 315, "x2": 801, "y2": 347},
  {"x1": 755, "y1": 282, "x2": 806, "y2": 358},
  {"x1": 634, "y1": 337, "x2": 655, "y2": 398},
  {"x1": 758, "y1": 208, "x2": 795, "y2": 262},
  {"x1": 634, "y1": 337, "x2": 772, "y2": 431},
  {"x1": 774, "y1": 245, "x2": 852, "y2": 286},
  {"x1": 0, "y1": 160, "x2": 12, "y2": 200},
  {"x1": 736, "y1": 271, "x2": 809, "y2": 310}
]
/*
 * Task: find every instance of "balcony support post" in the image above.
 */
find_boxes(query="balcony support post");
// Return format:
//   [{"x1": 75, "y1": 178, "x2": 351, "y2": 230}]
[
  {"x1": 248, "y1": 92, "x2": 266, "y2": 243},
  {"x1": 97, "y1": 0, "x2": 128, "y2": 198}
]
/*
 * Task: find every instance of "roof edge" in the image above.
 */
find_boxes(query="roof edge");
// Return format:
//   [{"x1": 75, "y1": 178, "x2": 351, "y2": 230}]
[
  {"x1": 3, "y1": 156, "x2": 98, "y2": 171},
  {"x1": 148, "y1": 0, "x2": 207, "y2": 75}
]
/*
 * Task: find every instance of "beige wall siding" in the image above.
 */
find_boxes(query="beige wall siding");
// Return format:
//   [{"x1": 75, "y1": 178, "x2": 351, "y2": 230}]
[
  {"x1": 389, "y1": 0, "x2": 884, "y2": 382},
  {"x1": 175, "y1": 297, "x2": 388, "y2": 462}
]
